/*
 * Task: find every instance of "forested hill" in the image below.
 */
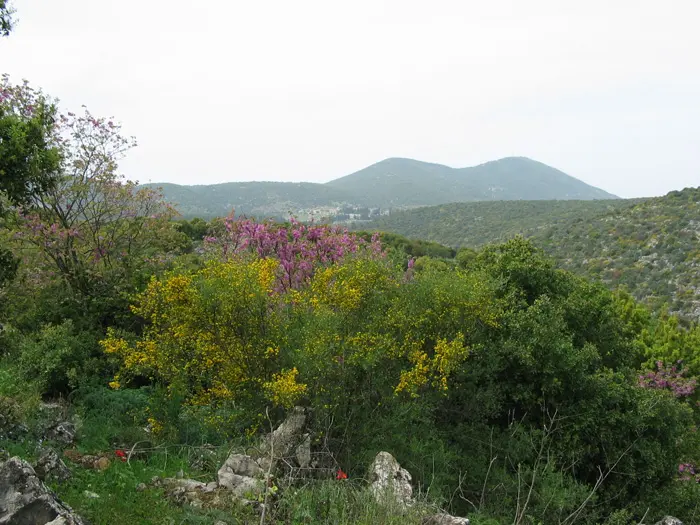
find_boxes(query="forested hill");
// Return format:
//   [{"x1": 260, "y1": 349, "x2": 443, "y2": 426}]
[
  {"x1": 327, "y1": 156, "x2": 617, "y2": 207},
  {"x1": 146, "y1": 157, "x2": 616, "y2": 218},
  {"x1": 366, "y1": 187, "x2": 700, "y2": 321}
]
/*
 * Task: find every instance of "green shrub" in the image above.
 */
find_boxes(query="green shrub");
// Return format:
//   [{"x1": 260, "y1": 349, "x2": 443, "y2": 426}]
[{"x1": 18, "y1": 320, "x2": 107, "y2": 395}]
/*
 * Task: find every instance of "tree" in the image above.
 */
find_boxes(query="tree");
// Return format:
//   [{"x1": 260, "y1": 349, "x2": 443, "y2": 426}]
[
  {"x1": 0, "y1": 76, "x2": 62, "y2": 214},
  {"x1": 3, "y1": 80, "x2": 182, "y2": 327},
  {"x1": 0, "y1": 0, "x2": 14, "y2": 36}
]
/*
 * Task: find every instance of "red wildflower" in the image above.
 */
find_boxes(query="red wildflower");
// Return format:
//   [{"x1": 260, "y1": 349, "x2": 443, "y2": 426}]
[
  {"x1": 336, "y1": 468, "x2": 347, "y2": 480},
  {"x1": 115, "y1": 449, "x2": 127, "y2": 462}
]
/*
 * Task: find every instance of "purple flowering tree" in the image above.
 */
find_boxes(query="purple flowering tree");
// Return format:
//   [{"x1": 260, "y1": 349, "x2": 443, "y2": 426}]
[
  {"x1": 205, "y1": 215, "x2": 384, "y2": 292},
  {"x1": 4, "y1": 77, "x2": 178, "y2": 295},
  {"x1": 639, "y1": 360, "x2": 697, "y2": 398}
]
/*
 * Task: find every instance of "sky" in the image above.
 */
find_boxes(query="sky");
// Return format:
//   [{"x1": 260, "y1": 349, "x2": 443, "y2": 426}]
[{"x1": 1, "y1": 0, "x2": 698, "y2": 198}]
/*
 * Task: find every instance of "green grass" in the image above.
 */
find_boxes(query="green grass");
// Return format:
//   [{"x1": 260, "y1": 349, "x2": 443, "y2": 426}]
[{"x1": 52, "y1": 449, "x2": 253, "y2": 525}]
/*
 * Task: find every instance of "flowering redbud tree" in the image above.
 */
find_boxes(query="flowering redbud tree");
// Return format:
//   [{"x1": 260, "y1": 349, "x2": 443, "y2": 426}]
[
  {"x1": 639, "y1": 360, "x2": 698, "y2": 398},
  {"x1": 3, "y1": 76, "x2": 179, "y2": 299},
  {"x1": 205, "y1": 215, "x2": 384, "y2": 292}
]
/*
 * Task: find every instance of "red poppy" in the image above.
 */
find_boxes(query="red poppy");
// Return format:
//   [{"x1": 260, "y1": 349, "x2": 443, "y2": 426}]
[
  {"x1": 336, "y1": 468, "x2": 347, "y2": 480},
  {"x1": 115, "y1": 449, "x2": 127, "y2": 462}
]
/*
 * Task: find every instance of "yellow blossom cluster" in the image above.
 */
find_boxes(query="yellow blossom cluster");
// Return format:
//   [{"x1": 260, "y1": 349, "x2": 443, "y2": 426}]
[
  {"x1": 263, "y1": 368, "x2": 308, "y2": 408},
  {"x1": 101, "y1": 257, "x2": 282, "y2": 406}
]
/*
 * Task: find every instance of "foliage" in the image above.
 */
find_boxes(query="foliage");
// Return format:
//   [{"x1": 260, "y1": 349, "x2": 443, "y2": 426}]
[
  {"x1": 639, "y1": 360, "x2": 698, "y2": 397},
  {"x1": 0, "y1": 75, "x2": 62, "y2": 213},
  {"x1": 0, "y1": 0, "x2": 14, "y2": 37},
  {"x1": 16, "y1": 320, "x2": 105, "y2": 395},
  {"x1": 0, "y1": 81, "x2": 187, "y2": 332},
  {"x1": 102, "y1": 257, "x2": 283, "y2": 408},
  {"x1": 368, "y1": 187, "x2": 700, "y2": 322},
  {"x1": 356, "y1": 230, "x2": 455, "y2": 259},
  {"x1": 274, "y1": 479, "x2": 436, "y2": 524}
]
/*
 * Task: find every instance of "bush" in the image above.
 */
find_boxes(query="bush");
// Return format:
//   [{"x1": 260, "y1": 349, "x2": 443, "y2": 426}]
[{"x1": 18, "y1": 320, "x2": 107, "y2": 395}]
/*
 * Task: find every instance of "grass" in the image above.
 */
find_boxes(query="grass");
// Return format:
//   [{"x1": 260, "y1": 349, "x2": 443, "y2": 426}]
[{"x1": 51, "y1": 450, "x2": 248, "y2": 525}]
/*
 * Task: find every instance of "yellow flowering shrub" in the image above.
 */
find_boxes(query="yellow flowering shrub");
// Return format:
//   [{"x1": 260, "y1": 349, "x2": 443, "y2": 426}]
[
  {"x1": 263, "y1": 368, "x2": 308, "y2": 408},
  {"x1": 101, "y1": 257, "x2": 282, "y2": 407},
  {"x1": 395, "y1": 333, "x2": 469, "y2": 396}
]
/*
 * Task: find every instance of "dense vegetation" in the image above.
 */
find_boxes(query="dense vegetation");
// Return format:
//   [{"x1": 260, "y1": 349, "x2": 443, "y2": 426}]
[
  {"x1": 149, "y1": 157, "x2": 617, "y2": 219},
  {"x1": 367, "y1": 191, "x2": 700, "y2": 322},
  {"x1": 144, "y1": 181, "x2": 349, "y2": 220},
  {"x1": 2, "y1": 67, "x2": 700, "y2": 525}
]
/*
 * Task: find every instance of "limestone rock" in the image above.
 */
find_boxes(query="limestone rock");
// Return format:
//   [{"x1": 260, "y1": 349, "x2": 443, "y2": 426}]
[
  {"x1": 0, "y1": 456, "x2": 86, "y2": 525},
  {"x1": 217, "y1": 407, "x2": 308, "y2": 499},
  {"x1": 258, "y1": 406, "x2": 307, "y2": 470},
  {"x1": 158, "y1": 476, "x2": 242, "y2": 509},
  {"x1": 46, "y1": 422, "x2": 76, "y2": 446},
  {"x1": 422, "y1": 514, "x2": 470, "y2": 525},
  {"x1": 295, "y1": 434, "x2": 312, "y2": 469},
  {"x1": 368, "y1": 451, "x2": 413, "y2": 507},
  {"x1": 218, "y1": 454, "x2": 264, "y2": 479},
  {"x1": 655, "y1": 518, "x2": 683, "y2": 525},
  {"x1": 34, "y1": 448, "x2": 72, "y2": 482},
  {"x1": 216, "y1": 472, "x2": 265, "y2": 498}
]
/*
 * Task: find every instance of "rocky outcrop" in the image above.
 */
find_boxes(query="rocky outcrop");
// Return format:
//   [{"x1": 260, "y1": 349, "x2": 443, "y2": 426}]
[
  {"x1": 0, "y1": 457, "x2": 86, "y2": 525},
  {"x1": 217, "y1": 406, "x2": 309, "y2": 498},
  {"x1": 655, "y1": 518, "x2": 683, "y2": 525},
  {"x1": 34, "y1": 448, "x2": 72, "y2": 482},
  {"x1": 217, "y1": 454, "x2": 266, "y2": 497},
  {"x1": 369, "y1": 451, "x2": 414, "y2": 507},
  {"x1": 422, "y1": 514, "x2": 470, "y2": 525},
  {"x1": 258, "y1": 406, "x2": 309, "y2": 471},
  {"x1": 368, "y1": 451, "x2": 469, "y2": 524}
]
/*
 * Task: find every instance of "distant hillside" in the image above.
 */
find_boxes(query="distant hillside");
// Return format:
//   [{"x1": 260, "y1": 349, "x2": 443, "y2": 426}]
[
  {"x1": 328, "y1": 157, "x2": 617, "y2": 207},
  {"x1": 145, "y1": 181, "x2": 348, "y2": 219},
  {"x1": 365, "y1": 199, "x2": 637, "y2": 248},
  {"x1": 147, "y1": 157, "x2": 617, "y2": 218},
  {"x1": 366, "y1": 188, "x2": 700, "y2": 321}
]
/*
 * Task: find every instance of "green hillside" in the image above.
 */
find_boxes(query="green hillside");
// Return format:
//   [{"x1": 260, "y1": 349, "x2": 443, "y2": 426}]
[
  {"x1": 366, "y1": 187, "x2": 700, "y2": 321},
  {"x1": 329, "y1": 156, "x2": 618, "y2": 207},
  {"x1": 147, "y1": 157, "x2": 617, "y2": 218},
  {"x1": 365, "y1": 199, "x2": 637, "y2": 247},
  {"x1": 145, "y1": 181, "x2": 348, "y2": 219}
]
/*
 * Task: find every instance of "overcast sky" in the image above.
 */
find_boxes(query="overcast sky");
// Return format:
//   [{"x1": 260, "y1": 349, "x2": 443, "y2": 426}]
[{"x1": 2, "y1": 1, "x2": 698, "y2": 198}]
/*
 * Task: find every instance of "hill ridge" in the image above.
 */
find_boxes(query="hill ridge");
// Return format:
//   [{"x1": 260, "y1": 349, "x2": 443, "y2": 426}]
[{"x1": 146, "y1": 156, "x2": 617, "y2": 218}]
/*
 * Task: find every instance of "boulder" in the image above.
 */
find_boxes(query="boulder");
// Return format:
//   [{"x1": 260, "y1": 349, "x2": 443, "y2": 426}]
[
  {"x1": 152, "y1": 475, "x2": 245, "y2": 509},
  {"x1": 34, "y1": 448, "x2": 72, "y2": 483},
  {"x1": 219, "y1": 454, "x2": 264, "y2": 479},
  {"x1": 258, "y1": 406, "x2": 308, "y2": 471},
  {"x1": 367, "y1": 452, "x2": 470, "y2": 524},
  {"x1": 0, "y1": 456, "x2": 86, "y2": 525},
  {"x1": 217, "y1": 407, "x2": 309, "y2": 498},
  {"x1": 422, "y1": 514, "x2": 470, "y2": 525},
  {"x1": 295, "y1": 434, "x2": 312, "y2": 469},
  {"x1": 368, "y1": 451, "x2": 413, "y2": 507},
  {"x1": 45, "y1": 422, "x2": 76, "y2": 446},
  {"x1": 655, "y1": 518, "x2": 683, "y2": 525}
]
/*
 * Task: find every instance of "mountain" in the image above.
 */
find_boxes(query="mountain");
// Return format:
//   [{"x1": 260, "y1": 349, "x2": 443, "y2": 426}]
[
  {"x1": 146, "y1": 157, "x2": 617, "y2": 218},
  {"x1": 365, "y1": 187, "x2": 700, "y2": 321},
  {"x1": 328, "y1": 157, "x2": 618, "y2": 207}
]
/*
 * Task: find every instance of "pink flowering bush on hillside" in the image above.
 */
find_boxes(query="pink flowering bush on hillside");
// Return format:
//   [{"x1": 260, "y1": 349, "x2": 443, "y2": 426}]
[
  {"x1": 205, "y1": 214, "x2": 384, "y2": 292},
  {"x1": 639, "y1": 360, "x2": 697, "y2": 398}
]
